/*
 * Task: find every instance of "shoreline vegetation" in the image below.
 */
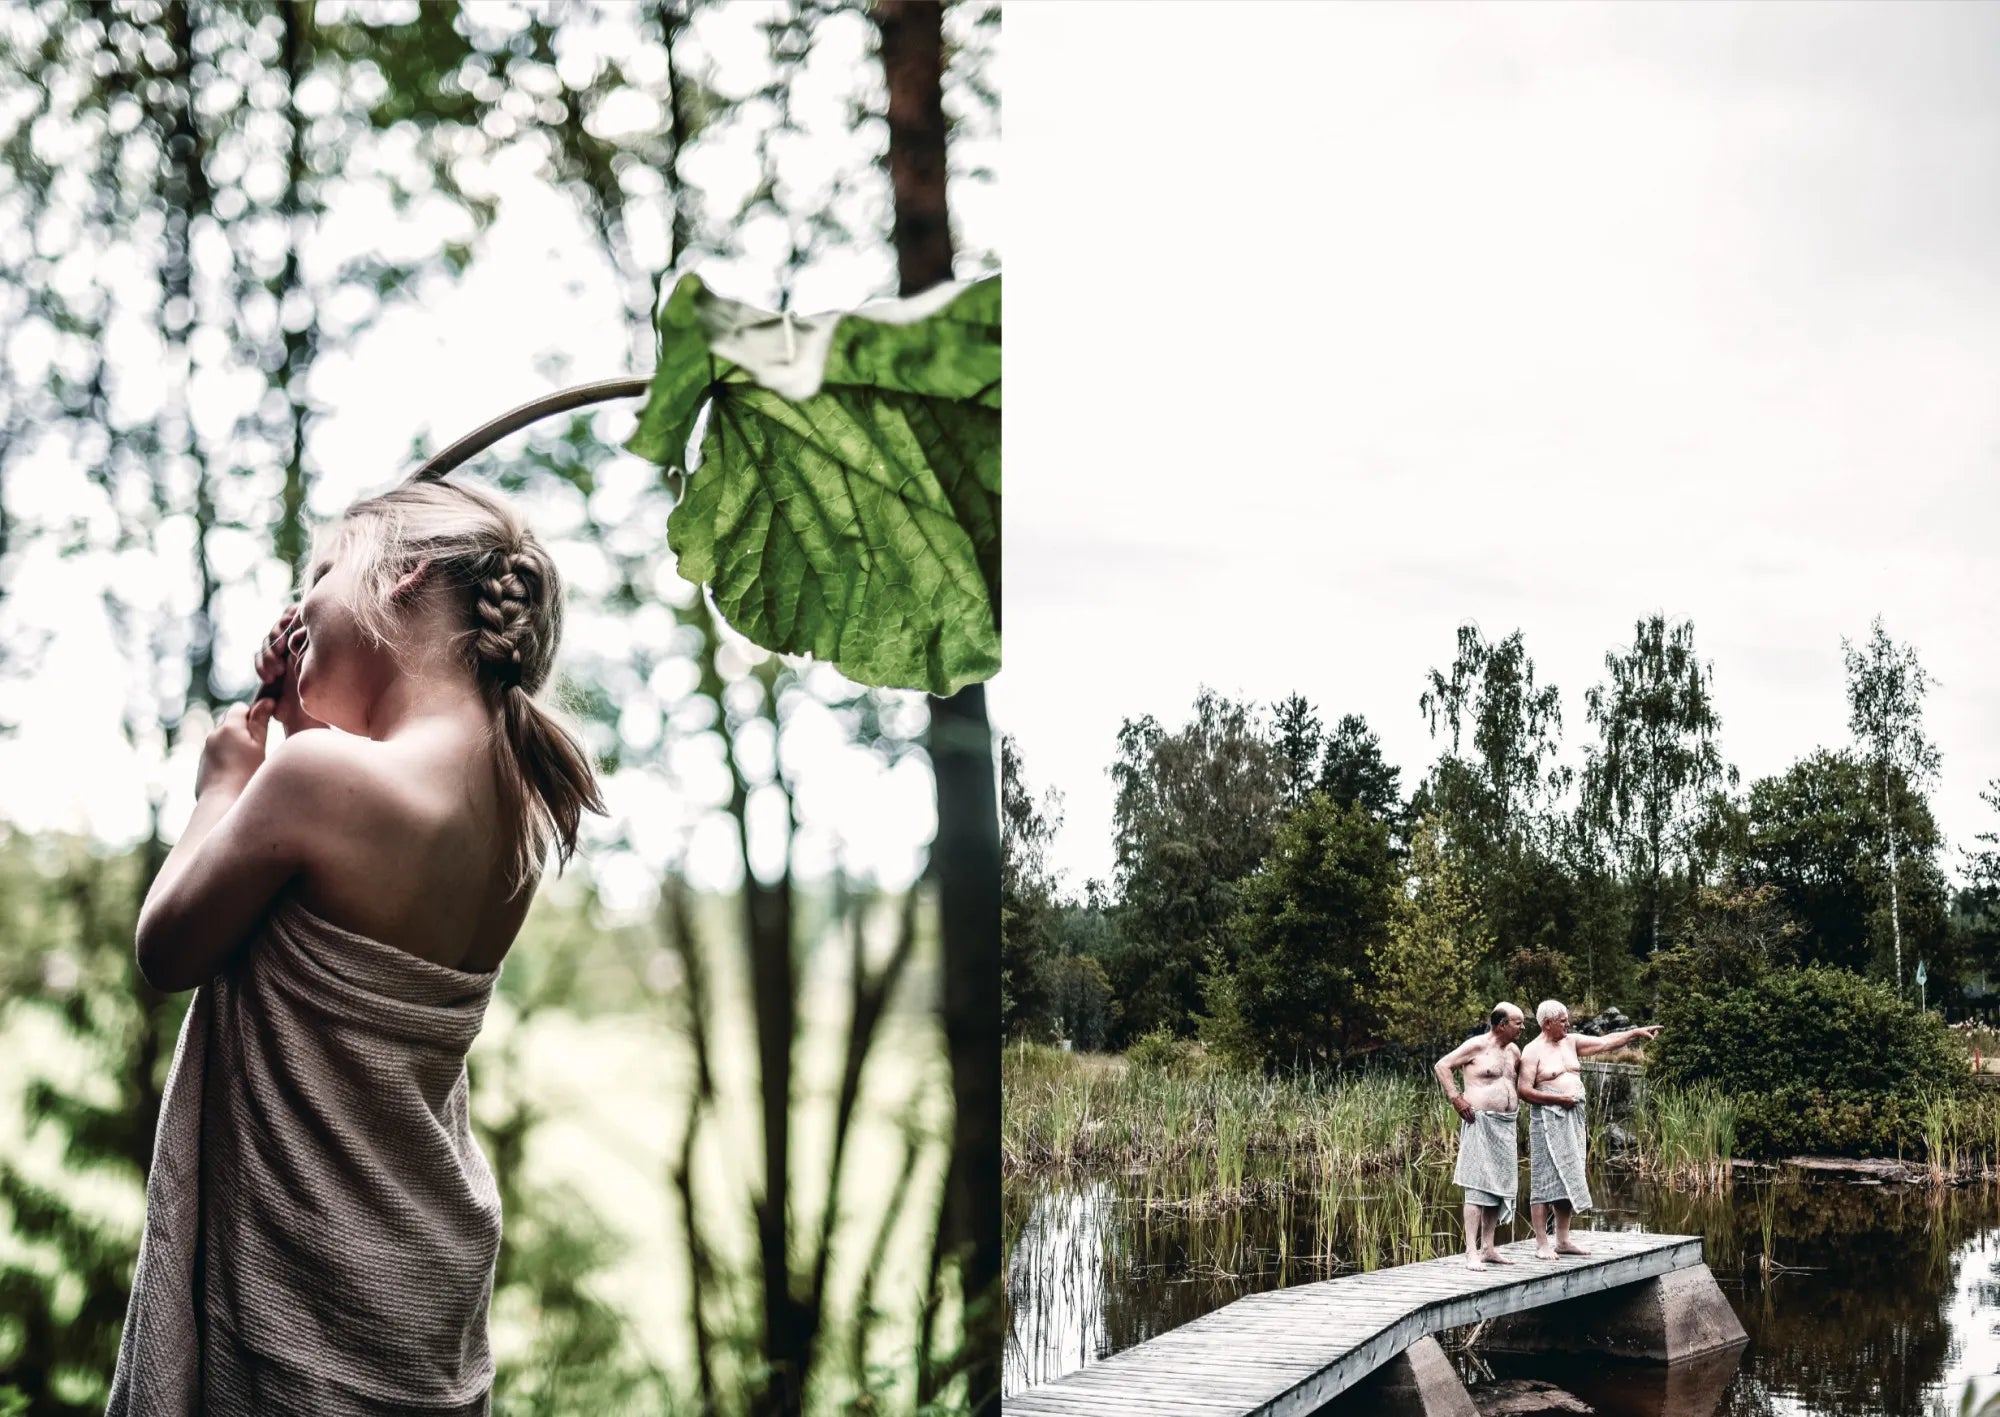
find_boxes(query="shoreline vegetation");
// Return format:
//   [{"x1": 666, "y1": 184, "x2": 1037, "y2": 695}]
[{"x1": 1002, "y1": 1042, "x2": 2000, "y2": 1196}]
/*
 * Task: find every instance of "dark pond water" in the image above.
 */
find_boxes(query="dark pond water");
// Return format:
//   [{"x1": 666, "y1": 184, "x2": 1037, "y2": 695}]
[{"x1": 1004, "y1": 1163, "x2": 2000, "y2": 1415}]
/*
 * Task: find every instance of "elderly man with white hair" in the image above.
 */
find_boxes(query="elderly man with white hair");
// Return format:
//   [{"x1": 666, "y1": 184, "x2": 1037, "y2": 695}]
[{"x1": 1516, "y1": 999, "x2": 1661, "y2": 1259}]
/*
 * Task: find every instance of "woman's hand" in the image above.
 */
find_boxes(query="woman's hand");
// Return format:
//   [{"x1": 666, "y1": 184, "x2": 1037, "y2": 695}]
[
  {"x1": 254, "y1": 603, "x2": 328, "y2": 736},
  {"x1": 196, "y1": 699, "x2": 276, "y2": 800}
]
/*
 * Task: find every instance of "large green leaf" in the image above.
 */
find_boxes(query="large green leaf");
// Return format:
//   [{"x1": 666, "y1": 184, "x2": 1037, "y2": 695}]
[{"x1": 626, "y1": 273, "x2": 1001, "y2": 696}]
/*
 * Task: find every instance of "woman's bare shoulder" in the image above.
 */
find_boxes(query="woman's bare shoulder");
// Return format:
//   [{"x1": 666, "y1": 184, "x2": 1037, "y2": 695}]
[{"x1": 263, "y1": 730, "x2": 435, "y2": 840}]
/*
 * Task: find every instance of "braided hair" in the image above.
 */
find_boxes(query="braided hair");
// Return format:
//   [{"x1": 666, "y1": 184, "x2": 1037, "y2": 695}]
[
  {"x1": 312, "y1": 479, "x2": 605, "y2": 894},
  {"x1": 473, "y1": 546, "x2": 546, "y2": 692}
]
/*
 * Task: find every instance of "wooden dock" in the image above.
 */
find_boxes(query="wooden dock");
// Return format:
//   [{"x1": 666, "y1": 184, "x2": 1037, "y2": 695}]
[{"x1": 1005, "y1": 1231, "x2": 1714, "y2": 1416}]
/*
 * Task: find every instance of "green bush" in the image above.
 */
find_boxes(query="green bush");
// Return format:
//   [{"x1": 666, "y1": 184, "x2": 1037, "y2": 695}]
[
  {"x1": 1728, "y1": 1088, "x2": 1937, "y2": 1157},
  {"x1": 1193, "y1": 953, "x2": 1261, "y2": 1073},
  {"x1": 1652, "y1": 965, "x2": 1965, "y2": 1157},
  {"x1": 1654, "y1": 965, "x2": 1962, "y2": 1097},
  {"x1": 1127, "y1": 1026, "x2": 1198, "y2": 1075}
]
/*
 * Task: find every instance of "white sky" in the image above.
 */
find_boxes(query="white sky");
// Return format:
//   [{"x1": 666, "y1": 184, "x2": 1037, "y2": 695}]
[{"x1": 992, "y1": 2, "x2": 2000, "y2": 891}]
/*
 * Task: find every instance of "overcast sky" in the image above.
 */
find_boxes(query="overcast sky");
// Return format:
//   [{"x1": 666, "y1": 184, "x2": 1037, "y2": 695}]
[{"x1": 993, "y1": 2, "x2": 2000, "y2": 892}]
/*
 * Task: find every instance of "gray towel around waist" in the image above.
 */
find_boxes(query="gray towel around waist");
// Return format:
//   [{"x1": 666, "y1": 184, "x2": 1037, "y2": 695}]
[
  {"x1": 108, "y1": 894, "x2": 503, "y2": 1416},
  {"x1": 1452, "y1": 1108, "x2": 1519, "y2": 1224},
  {"x1": 1529, "y1": 1099, "x2": 1593, "y2": 1213}
]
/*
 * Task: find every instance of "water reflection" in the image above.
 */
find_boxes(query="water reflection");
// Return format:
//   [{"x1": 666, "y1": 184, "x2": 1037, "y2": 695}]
[{"x1": 1004, "y1": 1163, "x2": 2000, "y2": 1415}]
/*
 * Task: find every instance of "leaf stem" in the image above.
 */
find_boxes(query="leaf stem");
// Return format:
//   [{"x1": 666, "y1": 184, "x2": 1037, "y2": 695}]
[{"x1": 407, "y1": 376, "x2": 652, "y2": 482}]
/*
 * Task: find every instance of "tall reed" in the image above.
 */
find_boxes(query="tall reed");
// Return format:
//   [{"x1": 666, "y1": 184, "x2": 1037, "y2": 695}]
[
  {"x1": 1003, "y1": 1045, "x2": 1462, "y2": 1192},
  {"x1": 1633, "y1": 1083, "x2": 1738, "y2": 1192}
]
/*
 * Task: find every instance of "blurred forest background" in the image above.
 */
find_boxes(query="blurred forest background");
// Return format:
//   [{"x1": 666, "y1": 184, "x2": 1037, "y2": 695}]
[
  {"x1": 0, "y1": 1, "x2": 999, "y2": 1414},
  {"x1": 1003, "y1": 613, "x2": 2000, "y2": 1067}
]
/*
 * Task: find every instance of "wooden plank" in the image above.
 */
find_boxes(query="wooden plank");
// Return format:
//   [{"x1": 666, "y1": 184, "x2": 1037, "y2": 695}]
[{"x1": 1009, "y1": 1232, "x2": 1709, "y2": 1415}]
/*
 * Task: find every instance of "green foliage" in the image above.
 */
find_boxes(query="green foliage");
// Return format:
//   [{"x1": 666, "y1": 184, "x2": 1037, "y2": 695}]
[
  {"x1": 1729, "y1": 1090, "x2": 1937, "y2": 1159},
  {"x1": 1003, "y1": 1048, "x2": 1457, "y2": 1178},
  {"x1": 1048, "y1": 955, "x2": 1116, "y2": 1053},
  {"x1": 1652, "y1": 966, "x2": 1965, "y2": 1148},
  {"x1": 1319, "y1": 714, "x2": 1404, "y2": 828},
  {"x1": 0, "y1": 834, "x2": 170, "y2": 1417},
  {"x1": 486, "y1": 1178, "x2": 671, "y2": 1413},
  {"x1": 1419, "y1": 625, "x2": 1565, "y2": 836},
  {"x1": 1741, "y1": 749, "x2": 1953, "y2": 987},
  {"x1": 1368, "y1": 816, "x2": 1487, "y2": 1051},
  {"x1": 1644, "y1": 882, "x2": 1801, "y2": 1000},
  {"x1": 1412, "y1": 626, "x2": 1594, "y2": 991},
  {"x1": 1000, "y1": 737, "x2": 1062, "y2": 1040},
  {"x1": 1632, "y1": 1083, "x2": 1738, "y2": 1188},
  {"x1": 1967, "y1": 780, "x2": 2000, "y2": 905},
  {"x1": 1228, "y1": 795, "x2": 1399, "y2": 1068},
  {"x1": 1504, "y1": 946, "x2": 1577, "y2": 1016},
  {"x1": 1275, "y1": 695, "x2": 1404, "y2": 828},
  {"x1": 1581, "y1": 615, "x2": 1736, "y2": 954},
  {"x1": 1270, "y1": 694, "x2": 1326, "y2": 811},
  {"x1": 1105, "y1": 690, "x2": 1283, "y2": 1041},
  {"x1": 1126, "y1": 1027, "x2": 1200, "y2": 1075},
  {"x1": 1192, "y1": 953, "x2": 1261, "y2": 1073},
  {"x1": 1843, "y1": 617, "x2": 1941, "y2": 803},
  {"x1": 628, "y1": 273, "x2": 1002, "y2": 696}
]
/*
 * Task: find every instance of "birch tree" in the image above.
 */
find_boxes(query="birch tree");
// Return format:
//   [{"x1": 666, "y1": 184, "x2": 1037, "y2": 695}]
[{"x1": 1842, "y1": 617, "x2": 1941, "y2": 995}]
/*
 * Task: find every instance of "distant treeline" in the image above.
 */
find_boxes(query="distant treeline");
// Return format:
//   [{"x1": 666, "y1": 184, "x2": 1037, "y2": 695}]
[{"x1": 1003, "y1": 615, "x2": 2000, "y2": 1067}]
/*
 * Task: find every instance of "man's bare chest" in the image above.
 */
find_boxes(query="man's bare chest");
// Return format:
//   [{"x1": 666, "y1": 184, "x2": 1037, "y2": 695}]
[{"x1": 1540, "y1": 1042, "x2": 1582, "y2": 1076}]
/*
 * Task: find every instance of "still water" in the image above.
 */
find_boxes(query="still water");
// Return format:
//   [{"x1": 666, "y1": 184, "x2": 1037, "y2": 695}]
[{"x1": 1004, "y1": 1164, "x2": 2000, "y2": 1415}]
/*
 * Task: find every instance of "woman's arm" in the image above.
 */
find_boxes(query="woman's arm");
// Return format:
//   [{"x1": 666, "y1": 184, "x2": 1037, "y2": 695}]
[{"x1": 136, "y1": 702, "x2": 330, "y2": 992}]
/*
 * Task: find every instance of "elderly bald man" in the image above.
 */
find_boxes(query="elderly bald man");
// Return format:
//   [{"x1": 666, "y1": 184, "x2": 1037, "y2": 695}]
[
  {"x1": 1433, "y1": 1002, "x2": 1527, "y2": 1271},
  {"x1": 1517, "y1": 999, "x2": 1661, "y2": 1259}
]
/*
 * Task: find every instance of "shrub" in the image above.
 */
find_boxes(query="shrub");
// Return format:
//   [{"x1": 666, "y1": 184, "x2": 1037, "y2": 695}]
[
  {"x1": 1652, "y1": 964, "x2": 1964, "y2": 1156},
  {"x1": 1127, "y1": 1026, "x2": 1197, "y2": 1074},
  {"x1": 1504, "y1": 946, "x2": 1576, "y2": 1016},
  {"x1": 1728, "y1": 1088, "x2": 1934, "y2": 1158},
  {"x1": 1644, "y1": 882, "x2": 1800, "y2": 1000},
  {"x1": 1193, "y1": 954, "x2": 1261, "y2": 1073}
]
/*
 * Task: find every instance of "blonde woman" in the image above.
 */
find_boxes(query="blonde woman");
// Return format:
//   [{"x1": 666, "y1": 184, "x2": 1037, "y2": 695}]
[{"x1": 110, "y1": 477, "x2": 605, "y2": 1416}]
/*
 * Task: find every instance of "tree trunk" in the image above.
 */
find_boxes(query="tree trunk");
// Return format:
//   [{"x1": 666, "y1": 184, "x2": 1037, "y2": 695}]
[
  {"x1": 739, "y1": 723, "x2": 804, "y2": 1416},
  {"x1": 877, "y1": 4, "x2": 1001, "y2": 1413},
  {"x1": 274, "y1": 1, "x2": 316, "y2": 581},
  {"x1": 1886, "y1": 774, "x2": 1903, "y2": 992},
  {"x1": 1648, "y1": 821, "x2": 1661, "y2": 956}
]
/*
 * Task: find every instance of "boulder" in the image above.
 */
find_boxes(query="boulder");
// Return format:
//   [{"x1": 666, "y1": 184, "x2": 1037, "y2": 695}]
[{"x1": 1576, "y1": 1007, "x2": 1629, "y2": 1037}]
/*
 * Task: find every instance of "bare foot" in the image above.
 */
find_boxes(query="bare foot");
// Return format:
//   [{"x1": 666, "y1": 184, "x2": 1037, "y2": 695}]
[
  {"x1": 1533, "y1": 1246, "x2": 1559, "y2": 1260},
  {"x1": 1554, "y1": 1240, "x2": 1592, "y2": 1256},
  {"x1": 1481, "y1": 1249, "x2": 1515, "y2": 1265},
  {"x1": 1465, "y1": 1256, "x2": 1486, "y2": 1271}
]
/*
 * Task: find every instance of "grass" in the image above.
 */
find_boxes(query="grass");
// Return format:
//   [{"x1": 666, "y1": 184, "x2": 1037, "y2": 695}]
[
  {"x1": 1008, "y1": 1041, "x2": 2000, "y2": 1205},
  {"x1": 1003, "y1": 1043, "x2": 1460, "y2": 1187}
]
